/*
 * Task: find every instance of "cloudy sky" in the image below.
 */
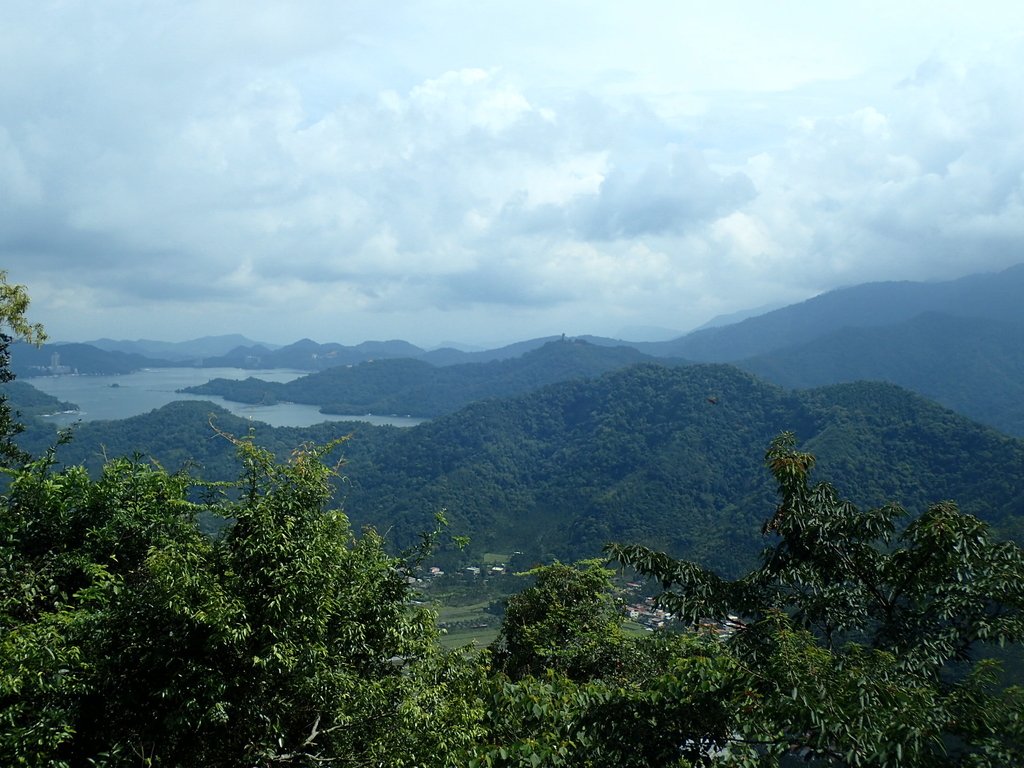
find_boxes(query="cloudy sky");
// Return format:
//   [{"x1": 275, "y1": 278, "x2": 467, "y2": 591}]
[{"x1": 3, "y1": 2, "x2": 1024, "y2": 347}]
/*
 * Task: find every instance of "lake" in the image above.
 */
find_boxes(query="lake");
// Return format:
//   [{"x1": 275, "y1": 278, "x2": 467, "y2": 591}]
[{"x1": 27, "y1": 368, "x2": 427, "y2": 428}]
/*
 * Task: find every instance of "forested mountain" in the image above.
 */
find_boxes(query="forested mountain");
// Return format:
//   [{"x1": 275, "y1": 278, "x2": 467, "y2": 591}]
[
  {"x1": 183, "y1": 338, "x2": 666, "y2": 417},
  {"x1": 738, "y1": 312, "x2": 1024, "y2": 436},
  {"x1": 417, "y1": 336, "x2": 561, "y2": 365},
  {"x1": 41, "y1": 364, "x2": 1024, "y2": 575},
  {"x1": 1, "y1": 380, "x2": 76, "y2": 418},
  {"x1": 632, "y1": 262, "x2": 1024, "y2": 362},
  {"x1": 30, "y1": 266, "x2": 1024, "y2": 442},
  {"x1": 200, "y1": 337, "x2": 425, "y2": 369},
  {"x1": 202, "y1": 335, "x2": 566, "y2": 369},
  {"x1": 338, "y1": 366, "x2": 1024, "y2": 570},
  {"x1": 86, "y1": 334, "x2": 270, "y2": 362},
  {"x1": 9, "y1": 341, "x2": 175, "y2": 377}
]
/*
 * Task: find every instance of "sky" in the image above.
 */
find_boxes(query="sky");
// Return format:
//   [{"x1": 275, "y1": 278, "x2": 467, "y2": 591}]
[{"x1": 3, "y1": 1, "x2": 1024, "y2": 348}]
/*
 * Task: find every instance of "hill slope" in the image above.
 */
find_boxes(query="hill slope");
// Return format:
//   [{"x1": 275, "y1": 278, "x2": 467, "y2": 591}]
[
  {"x1": 85, "y1": 335, "x2": 271, "y2": 362},
  {"x1": 738, "y1": 312, "x2": 1024, "y2": 436},
  {"x1": 1, "y1": 380, "x2": 77, "y2": 418},
  {"x1": 183, "y1": 339, "x2": 667, "y2": 417},
  {"x1": 10, "y1": 342, "x2": 175, "y2": 377},
  {"x1": 42, "y1": 365, "x2": 1024, "y2": 576},
  {"x1": 639, "y1": 263, "x2": 1024, "y2": 362}
]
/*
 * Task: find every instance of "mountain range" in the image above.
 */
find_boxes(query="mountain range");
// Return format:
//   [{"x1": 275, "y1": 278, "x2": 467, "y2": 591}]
[
  {"x1": 737, "y1": 312, "x2": 1024, "y2": 436},
  {"x1": 164, "y1": 263, "x2": 1024, "y2": 436},
  {"x1": 85, "y1": 334, "x2": 274, "y2": 362},
  {"x1": 29, "y1": 364, "x2": 1024, "y2": 575},
  {"x1": 8, "y1": 261, "x2": 1024, "y2": 575},
  {"x1": 181, "y1": 339, "x2": 671, "y2": 417},
  {"x1": 631, "y1": 262, "x2": 1024, "y2": 362},
  {"x1": 9, "y1": 262, "x2": 1024, "y2": 438}
]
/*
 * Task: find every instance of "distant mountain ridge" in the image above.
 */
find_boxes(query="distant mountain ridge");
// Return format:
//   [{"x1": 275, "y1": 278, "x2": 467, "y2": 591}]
[
  {"x1": 633, "y1": 263, "x2": 1024, "y2": 362},
  {"x1": 86, "y1": 335, "x2": 274, "y2": 362},
  {"x1": 46, "y1": 264, "x2": 1024, "y2": 373},
  {"x1": 690, "y1": 302, "x2": 785, "y2": 332},
  {"x1": 22, "y1": 264, "x2": 1024, "y2": 442},
  {"x1": 738, "y1": 312, "x2": 1024, "y2": 437},
  {"x1": 183, "y1": 339, "x2": 670, "y2": 417},
  {"x1": 201, "y1": 338, "x2": 425, "y2": 370},
  {"x1": 9, "y1": 341, "x2": 177, "y2": 377},
  {"x1": 201, "y1": 336, "x2": 574, "y2": 370}
]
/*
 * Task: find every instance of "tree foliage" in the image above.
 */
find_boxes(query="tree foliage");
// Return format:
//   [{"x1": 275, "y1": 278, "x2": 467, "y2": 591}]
[
  {"x1": 5, "y1": 421, "x2": 1024, "y2": 765},
  {"x1": 490, "y1": 560, "x2": 627, "y2": 681},
  {"x1": 610, "y1": 432, "x2": 1024, "y2": 765},
  {"x1": 0, "y1": 271, "x2": 46, "y2": 467},
  {"x1": 0, "y1": 436, "x2": 483, "y2": 766}
]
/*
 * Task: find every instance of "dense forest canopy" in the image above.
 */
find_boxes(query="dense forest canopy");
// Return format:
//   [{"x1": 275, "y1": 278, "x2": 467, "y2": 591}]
[{"x1": 23, "y1": 363, "x2": 1024, "y2": 574}]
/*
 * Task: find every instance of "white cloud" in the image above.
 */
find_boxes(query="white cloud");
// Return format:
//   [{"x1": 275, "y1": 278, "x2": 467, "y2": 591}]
[{"x1": 2, "y1": 3, "x2": 1023, "y2": 345}]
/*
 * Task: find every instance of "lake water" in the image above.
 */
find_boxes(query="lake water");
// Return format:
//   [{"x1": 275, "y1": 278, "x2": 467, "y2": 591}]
[{"x1": 27, "y1": 368, "x2": 427, "y2": 429}]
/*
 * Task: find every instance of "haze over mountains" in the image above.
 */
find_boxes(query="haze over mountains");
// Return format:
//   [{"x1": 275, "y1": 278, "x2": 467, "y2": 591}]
[
  {"x1": 23, "y1": 262, "x2": 1022, "y2": 434},
  {"x1": 181, "y1": 340, "x2": 668, "y2": 418},
  {"x1": 49, "y1": 261, "x2": 1019, "y2": 367},
  {"x1": 87, "y1": 335, "x2": 275, "y2": 362},
  {"x1": 635, "y1": 262, "x2": 1024, "y2": 362}
]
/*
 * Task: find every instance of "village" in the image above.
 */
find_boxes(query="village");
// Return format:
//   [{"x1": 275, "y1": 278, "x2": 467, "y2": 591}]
[{"x1": 413, "y1": 562, "x2": 742, "y2": 643}]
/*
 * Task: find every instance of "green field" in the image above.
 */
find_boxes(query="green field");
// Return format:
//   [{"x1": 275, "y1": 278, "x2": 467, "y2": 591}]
[
  {"x1": 439, "y1": 625, "x2": 499, "y2": 649},
  {"x1": 437, "y1": 600, "x2": 501, "y2": 649}
]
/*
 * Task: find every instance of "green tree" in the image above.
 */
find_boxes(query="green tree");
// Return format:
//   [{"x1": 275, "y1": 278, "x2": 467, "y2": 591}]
[
  {"x1": 0, "y1": 433, "x2": 487, "y2": 766},
  {"x1": 475, "y1": 559, "x2": 756, "y2": 767},
  {"x1": 0, "y1": 270, "x2": 46, "y2": 467},
  {"x1": 490, "y1": 559, "x2": 627, "y2": 681},
  {"x1": 610, "y1": 432, "x2": 1024, "y2": 766}
]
